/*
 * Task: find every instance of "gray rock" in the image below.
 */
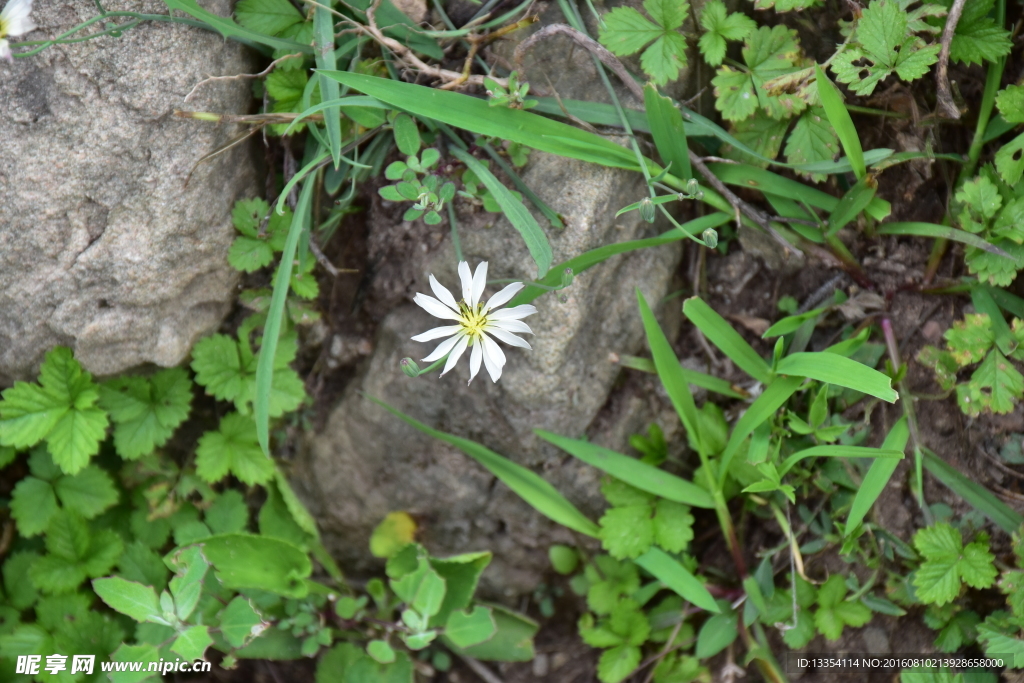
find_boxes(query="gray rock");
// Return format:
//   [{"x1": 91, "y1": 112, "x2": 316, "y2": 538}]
[
  {"x1": 295, "y1": 149, "x2": 684, "y2": 595},
  {"x1": 0, "y1": 0, "x2": 258, "y2": 382}
]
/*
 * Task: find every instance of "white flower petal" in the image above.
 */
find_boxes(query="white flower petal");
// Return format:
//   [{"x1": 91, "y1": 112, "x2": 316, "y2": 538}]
[
  {"x1": 428, "y1": 274, "x2": 460, "y2": 312},
  {"x1": 440, "y1": 335, "x2": 470, "y2": 377},
  {"x1": 487, "y1": 326, "x2": 532, "y2": 349},
  {"x1": 489, "y1": 318, "x2": 533, "y2": 335},
  {"x1": 488, "y1": 304, "x2": 538, "y2": 321},
  {"x1": 468, "y1": 341, "x2": 482, "y2": 384},
  {"x1": 458, "y1": 261, "x2": 474, "y2": 304},
  {"x1": 414, "y1": 293, "x2": 462, "y2": 321},
  {"x1": 411, "y1": 325, "x2": 461, "y2": 342},
  {"x1": 422, "y1": 332, "x2": 464, "y2": 362},
  {"x1": 471, "y1": 261, "x2": 488, "y2": 308},
  {"x1": 480, "y1": 333, "x2": 506, "y2": 382},
  {"x1": 483, "y1": 282, "x2": 524, "y2": 313},
  {"x1": 2, "y1": 0, "x2": 35, "y2": 36},
  {"x1": 0, "y1": 39, "x2": 10, "y2": 61}
]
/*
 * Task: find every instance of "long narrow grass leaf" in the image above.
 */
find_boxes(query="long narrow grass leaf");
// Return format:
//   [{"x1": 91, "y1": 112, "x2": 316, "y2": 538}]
[
  {"x1": 645, "y1": 84, "x2": 691, "y2": 179},
  {"x1": 255, "y1": 178, "x2": 315, "y2": 456},
  {"x1": 510, "y1": 214, "x2": 730, "y2": 306},
  {"x1": 450, "y1": 148, "x2": 551, "y2": 277},
  {"x1": 321, "y1": 72, "x2": 639, "y2": 169},
  {"x1": 705, "y1": 163, "x2": 838, "y2": 212},
  {"x1": 313, "y1": 4, "x2": 342, "y2": 170},
  {"x1": 878, "y1": 223, "x2": 1015, "y2": 259},
  {"x1": 763, "y1": 307, "x2": 829, "y2": 338},
  {"x1": 616, "y1": 355, "x2": 748, "y2": 399},
  {"x1": 719, "y1": 377, "x2": 803, "y2": 482},
  {"x1": 638, "y1": 291, "x2": 702, "y2": 448},
  {"x1": 846, "y1": 418, "x2": 908, "y2": 535},
  {"x1": 779, "y1": 445, "x2": 903, "y2": 477},
  {"x1": 636, "y1": 548, "x2": 719, "y2": 613},
  {"x1": 481, "y1": 143, "x2": 564, "y2": 229},
  {"x1": 826, "y1": 177, "x2": 876, "y2": 236},
  {"x1": 371, "y1": 398, "x2": 601, "y2": 537},
  {"x1": 536, "y1": 431, "x2": 715, "y2": 508},
  {"x1": 972, "y1": 287, "x2": 1016, "y2": 356},
  {"x1": 776, "y1": 352, "x2": 897, "y2": 403},
  {"x1": 987, "y1": 286, "x2": 1024, "y2": 318},
  {"x1": 683, "y1": 298, "x2": 771, "y2": 383},
  {"x1": 922, "y1": 447, "x2": 1023, "y2": 534},
  {"x1": 815, "y1": 65, "x2": 865, "y2": 179}
]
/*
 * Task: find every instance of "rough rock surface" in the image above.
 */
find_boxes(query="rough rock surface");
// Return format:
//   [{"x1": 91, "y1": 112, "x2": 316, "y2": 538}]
[
  {"x1": 0, "y1": 0, "x2": 258, "y2": 383},
  {"x1": 296, "y1": 147, "x2": 685, "y2": 595}
]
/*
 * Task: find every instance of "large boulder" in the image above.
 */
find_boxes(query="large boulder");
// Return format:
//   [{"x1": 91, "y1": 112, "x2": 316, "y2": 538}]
[
  {"x1": 0, "y1": 0, "x2": 258, "y2": 382},
  {"x1": 295, "y1": 147, "x2": 684, "y2": 595}
]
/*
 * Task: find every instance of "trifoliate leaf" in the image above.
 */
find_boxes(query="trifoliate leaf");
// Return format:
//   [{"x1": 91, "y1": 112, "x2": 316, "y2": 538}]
[
  {"x1": 956, "y1": 175, "x2": 1003, "y2": 221},
  {"x1": 784, "y1": 107, "x2": 840, "y2": 182},
  {"x1": 831, "y1": 0, "x2": 940, "y2": 96},
  {"x1": 99, "y1": 368, "x2": 192, "y2": 460},
  {"x1": 230, "y1": 237, "x2": 276, "y2": 273},
  {"x1": 0, "y1": 347, "x2": 108, "y2": 475},
  {"x1": 959, "y1": 349, "x2": 1024, "y2": 416},
  {"x1": 712, "y1": 25, "x2": 805, "y2": 121},
  {"x1": 698, "y1": 0, "x2": 755, "y2": 66},
  {"x1": 205, "y1": 490, "x2": 250, "y2": 535},
  {"x1": 997, "y1": 85, "x2": 1024, "y2": 124},
  {"x1": 782, "y1": 609, "x2": 816, "y2": 648},
  {"x1": 609, "y1": 599, "x2": 651, "y2": 646},
  {"x1": 235, "y1": 0, "x2": 304, "y2": 37},
  {"x1": 947, "y1": 0, "x2": 1012, "y2": 65},
  {"x1": 978, "y1": 614, "x2": 1024, "y2": 668},
  {"x1": 943, "y1": 314, "x2": 993, "y2": 365},
  {"x1": 586, "y1": 555, "x2": 640, "y2": 615},
  {"x1": 652, "y1": 500, "x2": 694, "y2": 553},
  {"x1": 600, "y1": 505, "x2": 655, "y2": 560},
  {"x1": 995, "y1": 132, "x2": 1024, "y2": 187},
  {"x1": 966, "y1": 240, "x2": 1024, "y2": 287},
  {"x1": 711, "y1": 67, "x2": 757, "y2": 122},
  {"x1": 814, "y1": 575, "x2": 872, "y2": 641},
  {"x1": 597, "y1": 644, "x2": 642, "y2": 683},
  {"x1": 54, "y1": 465, "x2": 119, "y2": 519},
  {"x1": 913, "y1": 523, "x2": 997, "y2": 605},
  {"x1": 229, "y1": 199, "x2": 293, "y2": 272},
  {"x1": 934, "y1": 609, "x2": 980, "y2": 652},
  {"x1": 10, "y1": 450, "x2": 116, "y2": 537},
  {"x1": 598, "y1": 0, "x2": 691, "y2": 85},
  {"x1": 195, "y1": 413, "x2": 275, "y2": 486},
  {"x1": 232, "y1": 198, "x2": 269, "y2": 238},
  {"x1": 994, "y1": 198, "x2": 1024, "y2": 244}
]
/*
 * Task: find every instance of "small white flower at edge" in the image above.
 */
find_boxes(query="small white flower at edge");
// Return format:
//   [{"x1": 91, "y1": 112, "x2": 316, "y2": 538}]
[
  {"x1": 412, "y1": 261, "x2": 537, "y2": 384},
  {"x1": 0, "y1": 0, "x2": 36, "y2": 62}
]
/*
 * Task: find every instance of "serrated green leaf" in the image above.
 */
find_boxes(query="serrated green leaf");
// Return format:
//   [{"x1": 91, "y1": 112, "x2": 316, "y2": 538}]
[
  {"x1": 957, "y1": 175, "x2": 1003, "y2": 220},
  {"x1": 995, "y1": 132, "x2": 1024, "y2": 186},
  {"x1": 949, "y1": 0, "x2": 1012, "y2": 65},
  {"x1": 785, "y1": 107, "x2": 840, "y2": 182},
  {"x1": 117, "y1": 541, "x2": 169, "y2": 592},
  {"x1": 599, "y1": 7, "x2": 662, "y2": 55},
  {"x1": 206, "y1": 489, "x2": 250, "y2": 534},
  {"x1": 230, "y1": 236, "x2": 276, "y2": 273},
  {"x1": 600, "y1": 505, "x2": 655, "y2": 559},
  {"x1": 913, "y1": 523, "x2": 997, "y2": 605},
  {"x1": 712, "y1": 66, "x2": 758, "y2": 122},
  {"x1": 960, "y1": 349, "x2": 1024, "y2": 415},
  {"x1": 698, "y1": 0, "x2": 755, "y2": 66},
  {"x1": 10, "y1": 476, "x2": 58, "y2": 537},
  {"x1": 597, "y1": 644, "x2": 641, "y2": 683},
  {"x1": 54, "y1": 464, "x2": 118, "y2": 518},
  {"x1": 652, "y1": 500, "x2": 694, "y2": 553},
  {"x1": 727, "y1": 111, "x2": 789, "y2": 167},
  {"x1": 640, "y1": 33, "x2": 689, "y2": 85},
  {"x1": 3, "y1": 551, "x2": 40, "y2": 610},
  {"x1": 235, "y1": 0, "x2": 304, "y2": 36},
  {"x1": 598, "y1": 0, "x2": 690, "y2": 85},
  {"x1": 196, "y1": 413, "x2": 275, "y2": 485},
  {"x1": 966, "y1": 239, "x2": 1024, "y2": 286},
  {"x1": 814, "y1": 575, "x2": 871, "y2": 641},
  {"x1": 997, "y1": 84, "x2": 1024, "y2": 125}
]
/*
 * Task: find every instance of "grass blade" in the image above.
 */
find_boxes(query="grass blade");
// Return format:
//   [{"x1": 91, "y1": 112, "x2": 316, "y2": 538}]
[
  {"x1": 776, "y1": 352, "x2": 897, "y2": 403},
  {"x1": 971, "y1": 287, "x2": 1016, "y2": 356},
  {"x1": 536, "y1": 430, "x2": 715, "y2": 508},
  {"x1": 510, "y1": 214, "x2": 730, "y2": 306},
  {"x1": 718, "y1": 377, "x2": 804, "y2": 481},
  {"x1": 987, "y1": 286, "x2": 1024, "y2": 318},
  {"x1": 636, "y1": 548, "x2": 719, "y2": 613},
  {"x1": 922, "y1": 447, "x2": 1023, "y2": 534},
  {"x1": 313, "y1": 3, "x2": 342, "y2": 170},
  {"x1": 846, "y1": 418, "x2": 909, "y2": 535},
  {"x1": 878, "y1": 223, "x2": 1015, "y2": 259},
  {"x1": 826, "y1": 177, "x2": 876, "y2": 236},
  {"x1": 638, "y1": 291, "x2": 702, "y2": 449},
  {"x1": 644, "y1": 84, "x2": 691, "y2": 179},
  {"x1": 255, "y1": 178, "x2": 315, "y2": 456},
  {"x1": 163, "y1": 0, "x2": 314, "y2": 53},
  {"x1": 815, "y1": 65, "x2": 865, "y2": 179},
  {"x1": 778, "y1": 445, "x2": 903, "y2": 477},
  {"x1": 704, "y1": 162, "x2": 838, "y2": 212},
  {"x1": 450, "y1": 148, "x2": 551, "y2": 277},
  {"x1": 481, "y1": 143, "x2": 564, "y2": 229},
  {"x1": 321, "y1": 72, "x2": 639, "y2": 170},
  {"x1": 370, "y1": 398, "x2": 601, "y2": 537},
  {"x1": 616, "y1": 355, "x2": 748, "y2": 399},
  {"x1": 683, "y1": 298, "x2": 771, "y2": 384},
  {"x1": 763, "y1": 307, "x2": 829, "y2": 338}
]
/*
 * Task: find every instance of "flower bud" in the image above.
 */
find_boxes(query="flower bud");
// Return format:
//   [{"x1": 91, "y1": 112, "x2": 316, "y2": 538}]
[
  {"x1": 400, "y1": 357, "x2": 421, "y2": 377},
  {"x1": 561, "y1": 267, "x2": 574, "y2": 288},
  {"x1": 702, "y1": 228, "x2": 719, "y2": 249},
  {"x1": 685, "y1": 178, "x2": 700, "y2": 196},
  {"x1": 694, "y1": 190, "x2": 704, "y2": 201},
  {"x1": 639, "y1": 197, "x2": 656, "y2": 223}
]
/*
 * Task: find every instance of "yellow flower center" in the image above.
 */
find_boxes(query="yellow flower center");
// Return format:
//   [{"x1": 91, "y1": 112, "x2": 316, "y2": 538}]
[{"x1": 458, "y1": 302, "x2": 488, "y2": 340}]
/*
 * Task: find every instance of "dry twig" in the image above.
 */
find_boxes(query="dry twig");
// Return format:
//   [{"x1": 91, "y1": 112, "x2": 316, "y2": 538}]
[
  {"x1": 935, "y1": 0, "x2": 967, "y2": 119},
  {"x1": 184, "y1": 53, "x2": 304, "y2": 103}
]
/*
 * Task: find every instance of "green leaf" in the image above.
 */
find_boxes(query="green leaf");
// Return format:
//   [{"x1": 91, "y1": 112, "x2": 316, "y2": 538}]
[
  {"x1": 392, "y1": 114, "x2": 421, "y2": 156},
  {"x1": 370, "y1": 511, "x2": 417, "y2": 559},
  {"x1": 598, "y1": 0, "x2": 690, "y2": 84},
  {"x1": 444, "y1": 604, "x2": 537, "y2": 662},
  {"x1": 429, "y1": 552, "x2": 492, "y2": 627},
  {"x1": 0, "y1": 347, "x2": 108, "y2": 475},
  {"x1": 537, "y1": 431, "x2": 715, "y2": 508},
  {"x1": 831, "y1": 0, "x2": 940, "y2": 95},
  {"x1": 600, "y1": 505, "x2": 655, "y2": 559},
  {"x1": 220, "y1": 596, "x2": 266, "y2": 648},
  {"x1": 997, "y1": 84, "x2": 1024, "y2": 125},
  {"x1": 92, "y1": 577, "x2": 163, "y2": 623},
  {"x1": 949, "y1": 0, "x2": 1012, "y2": 65},
  {"x1": 202, "y1": 533, "x2": 312, "y2": 598},
  {"x1": 695, "y1": 610, "x2": 738, "y2": 658},
  {"x1": 995, "y1": 132, "x2": 1024, "y2": 186},
  {"x1": 653, "y1": 500, "x2": 694, "y2": 553},
  {"x1": 826, "y1": 176, "x2": 876, "y2": 235},
  {"x1": 597, "y1": 644, "x2": 641, "y2": 683},
  {"x1": 206, "y1": 489, "x2": 250, "y2": 534},
  {"x1": 815, "y1": 65, "x2": 865, "y2": 179},
  {"x1": 644, "y1": 85, "x2": 691, "y2": 179},
  {"x1": 711, "y1": 67, "x2": 757, "y2": 122},
  {"x1": 776, "y1": 352, "x2": 897, "y2": 402},
  {"x1": 10, "y1": 476, "x2": 58, "y2": 537},
  {"x1": 235, "y1": 0, "x2": 304, "y2": 36},
  {"x1": 814, "y1": 575, "x2": 872, "y2": 641},
  {"x1": 713, "y1": 25, "x2": 805, "y2": 121},
  {"x1": 117, "y1": 541, "x2": 169, "y2": 592},
  {"x1": 635, "y1": 548, "x2": 719, "y2": 613},
  {"x1": 164, "y1": 0, "x2": 314, "y2": 54},
  {"x1": 726, "y1": 111, "x2": 789, "y2": 167},
  {"x1": 960, "y1": 349, "x2": 1024, "y2": 415},
  {"x1": 449, "y1": 148, "x2": 551, "y2": 278},
  {"x1": 196, "y1": 413, "x2": 275, "y2": 485},
  {"x1": 698, "y1": 0, "x2": 755, "y2": 66},
  {"x1": 684, "y1": 297, "x2": 771, "y2": 382},
  {"x1": 99, "y1": 368, "x2": 192, "y2": 460},
  {"x1": 913, "y1": 523, "x2": 997, "y2": 605},
  {"x1": 445, "y1": 607, "x2": 497, "y2": 648},
  {"x1": 922, "y1": 447, "x2": 1023, "y2": 533},
  {"x1": 640, "y1": 33, "x2": 689, "y2": 86},
  {"x1": 172, "y1": 625, "x2": 213, "y2": 661},
  {"x1": 549, "y1": 545, "x2": 579, "y2": 575},
  {"x1": 370, "y1": 398, "x2": 600, "y2": 537},
  {"x1": 879, "y1": 222, "x2": 1016, "y2": 258},
  {"x1": 847, "y1": 417, "x2": 909, "y2": 534},
  {"x1": 168, "y1": 545, "x2": 209, "y2": 621}
]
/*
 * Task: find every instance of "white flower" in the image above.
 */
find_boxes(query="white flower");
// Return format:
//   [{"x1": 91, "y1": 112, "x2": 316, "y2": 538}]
[
  {"x1": 0, "y1": 0, "x2": 35, "y2": 62},
  {"x1": 412, "y1": 261, "x2": 537, "y2": 384}
]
